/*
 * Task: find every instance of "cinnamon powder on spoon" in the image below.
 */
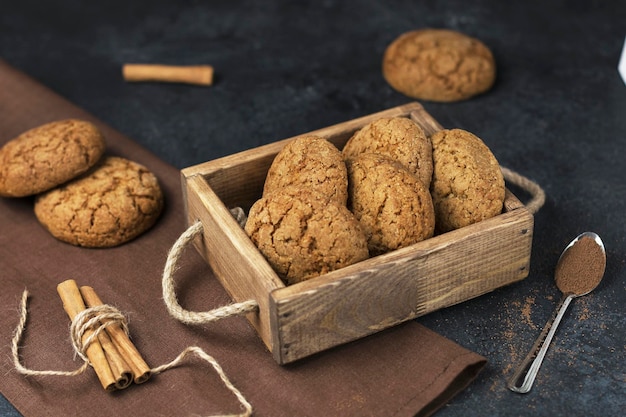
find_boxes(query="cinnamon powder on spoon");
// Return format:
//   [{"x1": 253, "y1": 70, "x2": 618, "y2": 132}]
[{"x1": 555, "y1": 235, "x2": 606, "y2": 295}]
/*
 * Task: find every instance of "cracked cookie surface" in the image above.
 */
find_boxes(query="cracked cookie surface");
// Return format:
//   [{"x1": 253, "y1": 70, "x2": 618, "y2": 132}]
[
  {"x1": 34, "y1": 156, "x2": 164, "y2": 247},
  {"x1": 383, "y1": 29, "x2": 496, "y2": 102},
  {"x1": 430, "y1": 128, "x2": 505, "y2": 233},
  {"x1": 0, "y1": 119, "x2": 105, "y2": 197},
  {"x1": 347, "y1": 153, "x2": 435, "y2": 255},
  {"x1": 245, "y1": 186, "x2": 369, "y2": 285},
  {"x1": 342, "y1": 117, "x2": 433, "y2": 187},
  {"x1": 263, "y1": 135, "x2": 348, "y2": 205}
]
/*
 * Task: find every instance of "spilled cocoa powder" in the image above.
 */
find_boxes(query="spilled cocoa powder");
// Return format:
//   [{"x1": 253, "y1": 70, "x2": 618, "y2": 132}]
[
  {"x1": 520, "y1": 296, "x2": 536, "y2": 328},
  {"x1": 555, "y1": 235, "x2": 606, "y2": 295}
]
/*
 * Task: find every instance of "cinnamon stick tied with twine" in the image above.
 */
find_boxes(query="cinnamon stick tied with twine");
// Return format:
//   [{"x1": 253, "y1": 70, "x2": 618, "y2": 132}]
[
  {"x1": 79, "y1": 286, "x2": 151, "y2": 384},
  {"x1": 56, "y1": 280, "x2": 151, "y2": 391},
  {"x1": 57, "y1": 280, "x2": 123, "y2": 391},
  {"x1": 122, "y1": 64, "x2": 214, "y2": 86}
]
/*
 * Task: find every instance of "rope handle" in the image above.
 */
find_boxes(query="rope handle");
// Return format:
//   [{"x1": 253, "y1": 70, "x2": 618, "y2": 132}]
[
  {"x1": 501, "y1": 166, "x2": 546, "y2": 214},
  {"x1": 161, "y1": 217, "x2": 259, "y2": 326}
]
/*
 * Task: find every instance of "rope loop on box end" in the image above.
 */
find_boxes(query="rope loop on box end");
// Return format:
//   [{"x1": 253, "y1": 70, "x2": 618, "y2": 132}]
[
  {"x1": 501, "y1": 166, "x2": 546, "y2": 215},
  {"x1": 162, "y1": 211, "x2": 259, "y2": 326}
]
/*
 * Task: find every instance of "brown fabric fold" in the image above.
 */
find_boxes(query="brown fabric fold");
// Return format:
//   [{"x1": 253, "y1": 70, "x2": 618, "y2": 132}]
[{"x1": 0, "y1": 59, "x2": 486, "y2": 417}]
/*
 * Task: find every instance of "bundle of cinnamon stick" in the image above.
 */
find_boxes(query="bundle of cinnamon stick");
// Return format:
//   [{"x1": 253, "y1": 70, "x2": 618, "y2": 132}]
[{"x1": 56, "y1": 279, "x2": 151, "y2": 391}]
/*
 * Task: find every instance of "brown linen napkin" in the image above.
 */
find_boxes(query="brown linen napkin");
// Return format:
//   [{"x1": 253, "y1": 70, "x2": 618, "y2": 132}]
[{"x1": 0, "y1": 59, "x2": 486, "y2": 417}]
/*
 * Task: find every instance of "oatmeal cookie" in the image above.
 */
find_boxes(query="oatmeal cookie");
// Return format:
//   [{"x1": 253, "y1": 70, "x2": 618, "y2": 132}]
[
  {"x1": 347, "y1": 153, "x2": 435, "y2": 255},
  {"x1": 342, "y1": 117, "x2": 433, "y2": 187},
  {"x1": 34, "y1": 156, "x2": 164, "y2": 247},
  {"x1": 263, "y1": 135, "x2": 348, "y2": 205},
  {"x1": 382, "y1": 29, "x2": 496, "y2": 102},
  {"x1": 430, "y1": 128, "x2": 505, "y2": 233},
  {"x1": 0, "y1": 119, "x2": 106, "y2": 197},
  {"x1": 245, "y1": 186, "x2": 369, "y2": 285}
]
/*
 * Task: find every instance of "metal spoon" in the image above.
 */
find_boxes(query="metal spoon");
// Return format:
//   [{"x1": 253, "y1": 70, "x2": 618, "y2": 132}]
[{"x1": 508, "y1": 232, "x2": 606, "y2": 393}]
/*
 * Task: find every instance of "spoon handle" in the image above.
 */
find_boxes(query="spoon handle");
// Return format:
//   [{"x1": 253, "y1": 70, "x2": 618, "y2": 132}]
[{"x1": 508, "y1": 294, "x2": 575, "y2": 393}]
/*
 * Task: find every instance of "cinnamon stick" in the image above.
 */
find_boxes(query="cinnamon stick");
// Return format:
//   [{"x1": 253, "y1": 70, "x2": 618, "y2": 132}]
[
  {"x1": 122, "y1": 64, "x2": 214, "y2": 86},
  {"x1": 80, "y1": 286, "x2": 152, "y2": 384},
  {"x1": 95, "y1": 327, "x2": 133, "y2": 390},
  {"x1": 56, "y1": 280, "x2": 117, "y2": 391}
]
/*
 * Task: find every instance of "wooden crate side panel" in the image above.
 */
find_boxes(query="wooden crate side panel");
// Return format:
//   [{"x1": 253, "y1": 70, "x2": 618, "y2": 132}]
[
  {"x1": 409, "y1": 108, "x2": 444, "y2": 136},
  {"x1": 184, "y1": 175, "x2": 284, "y2": 351},
  {"x1": 270, "y1": 208, "x2": 533, "y2": 364},
  {"x1": 202, "y1": 153, "x2": 275, "y2": 212}
]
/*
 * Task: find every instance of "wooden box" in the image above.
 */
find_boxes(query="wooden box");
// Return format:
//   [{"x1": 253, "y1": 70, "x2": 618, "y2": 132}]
[{"x1": 181, "y1": 102, "x2": 534, "y2": 364}]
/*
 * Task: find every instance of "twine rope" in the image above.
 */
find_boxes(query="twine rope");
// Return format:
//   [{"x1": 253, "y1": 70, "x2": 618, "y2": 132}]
[
  {"x1": 501, "y1": 166, "x2": 545, "y2": 214},
  {"x1": 161, "y1": 211, "x2": 259, "y2": 326},
  {"x1": 11, "y1": 290, "x2": 90, "y2": 378},
  {"x1": 11, "y1": 290, "x2": 253, "y2": 417},
  {"x1": 150, "y1": 346, "x2": 252, "y2": 417},
  {"x1": 71, "y1": 306, "x2": 129, "y2": 363}
]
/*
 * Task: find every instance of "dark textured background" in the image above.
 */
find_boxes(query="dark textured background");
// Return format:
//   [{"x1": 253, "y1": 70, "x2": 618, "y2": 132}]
[{"x1": 1, "y1": 0, "x2": 625, "y2": 415}]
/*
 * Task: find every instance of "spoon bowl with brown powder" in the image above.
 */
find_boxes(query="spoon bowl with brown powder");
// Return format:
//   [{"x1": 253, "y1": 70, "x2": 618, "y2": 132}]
[{"x1": 508, "y1": 232, "x2": 606, "y2": 394}]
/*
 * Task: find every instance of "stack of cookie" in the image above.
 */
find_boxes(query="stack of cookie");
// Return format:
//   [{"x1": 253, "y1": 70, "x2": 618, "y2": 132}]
[
  {"x1": 246, "y1": 117, "x2": 505, "y2": 285},
  {"x1": 0, "y1": 119, "x2": 164, "y2": 247},
  {"x1": 245, "y1": 136, "x2": 369, "y2": 285},
  {"x1": 342, "y1": 117, "x2": 436, "y2": 255}
]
